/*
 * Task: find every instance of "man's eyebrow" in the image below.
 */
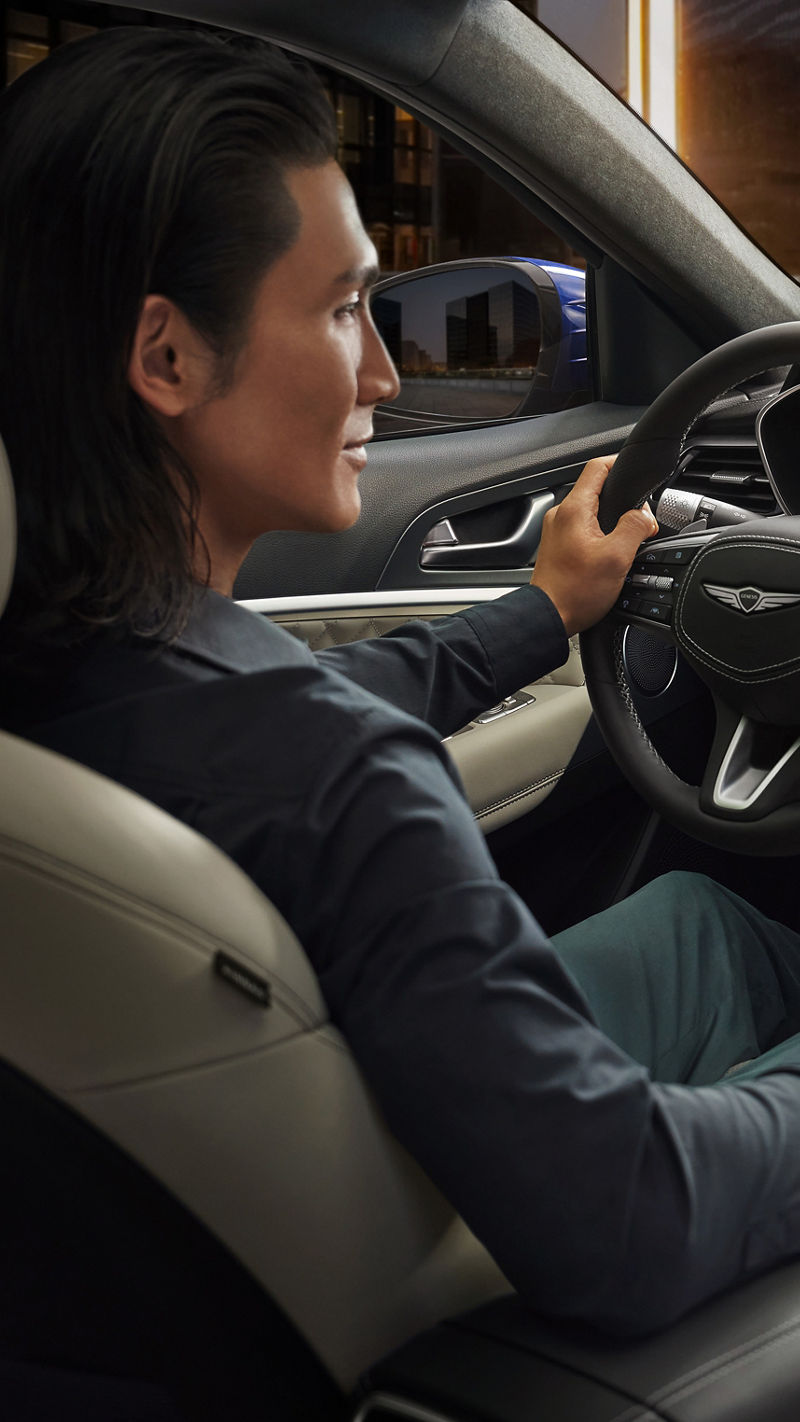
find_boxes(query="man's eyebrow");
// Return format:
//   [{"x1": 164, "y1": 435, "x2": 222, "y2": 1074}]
[{"x1": 332, "y1": 263, "x2": 380, "y2": 290}]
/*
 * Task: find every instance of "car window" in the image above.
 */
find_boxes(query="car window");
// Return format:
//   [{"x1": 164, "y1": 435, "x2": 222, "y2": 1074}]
[{"x1": 311, "y1": 61, "x2": 585, "y2": 280}]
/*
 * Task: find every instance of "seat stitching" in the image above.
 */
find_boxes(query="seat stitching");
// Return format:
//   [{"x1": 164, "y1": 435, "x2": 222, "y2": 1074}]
[
  {"x1": 67, "y1": 1021, "x2": 346, "y2": 1098},
  {"x1": 649, "y1": 1311, "x2": 800, "y2": 1406},
  {"x1": 0, "y1": 838, "x2": 319, "y2": 1027},
  {"x1": 474, "y1": 770, "x2": 562, "y2": 819}
]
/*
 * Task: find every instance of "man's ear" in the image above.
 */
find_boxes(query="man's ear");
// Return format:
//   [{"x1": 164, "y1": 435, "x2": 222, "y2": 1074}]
[{"x1": 128, "y1": 294, "x2": 212, "y2": 417}]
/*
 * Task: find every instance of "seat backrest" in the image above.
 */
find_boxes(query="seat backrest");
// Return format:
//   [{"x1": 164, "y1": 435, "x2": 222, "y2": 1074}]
[{"x1": 0, "y1": 435, "x2": 508, "y2": 1391}]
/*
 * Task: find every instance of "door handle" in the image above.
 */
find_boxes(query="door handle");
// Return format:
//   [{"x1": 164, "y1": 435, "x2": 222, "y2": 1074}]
[{"x1": 419, "y1": 492, "x2": 555, "y2": 570}]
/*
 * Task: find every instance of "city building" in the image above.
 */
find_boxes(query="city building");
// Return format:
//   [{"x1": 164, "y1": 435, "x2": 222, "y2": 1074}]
[{"x1": 446, "y1": 281, "x2": 540, "y2": 372}]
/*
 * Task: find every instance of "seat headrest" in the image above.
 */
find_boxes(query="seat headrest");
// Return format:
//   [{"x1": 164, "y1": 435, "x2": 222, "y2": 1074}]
[{"x1": 0, "y1": 435, "x2": 16, "y2": 619}]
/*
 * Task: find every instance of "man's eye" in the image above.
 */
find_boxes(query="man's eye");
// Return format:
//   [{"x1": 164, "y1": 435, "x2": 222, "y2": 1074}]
[{"x1": 335, "y1": 297, "x2": 362, "y2": 319}]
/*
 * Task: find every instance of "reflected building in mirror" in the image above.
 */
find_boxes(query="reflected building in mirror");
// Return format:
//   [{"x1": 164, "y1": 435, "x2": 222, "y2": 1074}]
[
  {"x1": 371, "y1": 295, "x2": 402, "y2": 366},
  {"x1": 446, "y1": 280, "x2": 540, "y2": 371},
  {"x1": 400, "y1": 341, "x2": 433, "y2": 372}
]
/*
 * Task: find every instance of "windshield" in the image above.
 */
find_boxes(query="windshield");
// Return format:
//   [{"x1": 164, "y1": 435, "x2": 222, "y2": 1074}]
[{"x1": 516, "y1": 0, "x2": 800, "y2": 281}]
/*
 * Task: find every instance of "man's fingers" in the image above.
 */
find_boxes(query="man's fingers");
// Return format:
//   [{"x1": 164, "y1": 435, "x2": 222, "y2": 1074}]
[
  {"x1": 531, "y1": 454, "x2": 660, "y2": 634},
  {"x1": 570, "y1": 459, "x2": 658, "y2": 549},
  {"x1": 613, "y1": 505, "x2": 659, "y2": 548},
  {"x1": 571, "y1": 455, "x2": 617, "y2": 503}
]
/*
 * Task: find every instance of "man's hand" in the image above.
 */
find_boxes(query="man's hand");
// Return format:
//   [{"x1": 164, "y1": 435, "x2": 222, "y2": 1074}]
[{"x1": 531, "y1": 456, "x2": 658, "y2": 637}]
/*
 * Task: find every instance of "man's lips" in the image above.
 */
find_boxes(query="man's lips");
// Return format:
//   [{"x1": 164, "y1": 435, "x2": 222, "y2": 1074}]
[
  {"x1": 341, "y1": 431, "x2": 373, "y2": 468},
  {"x1": 341, "y1": 444, "x2": 368, "y2": 470},
  {"x1": 343, "y1": 431, "x2": 373, "y2": 451}
]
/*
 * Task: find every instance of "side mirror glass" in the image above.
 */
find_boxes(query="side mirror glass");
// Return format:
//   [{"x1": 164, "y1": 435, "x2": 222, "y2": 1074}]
[{"x1": 371, "y1": 258, "x2": 588, "y2": 436}]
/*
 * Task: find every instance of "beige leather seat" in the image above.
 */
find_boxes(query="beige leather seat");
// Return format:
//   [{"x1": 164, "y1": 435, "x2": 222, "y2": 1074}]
[{"x1": 0, "y1": 435, "x2": 508, "y2": 1393}]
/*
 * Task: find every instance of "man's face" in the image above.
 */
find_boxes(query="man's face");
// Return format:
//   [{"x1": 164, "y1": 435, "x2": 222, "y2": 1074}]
[{"x1": 172, "y1": 160, "x2": 400, "y2": 579}]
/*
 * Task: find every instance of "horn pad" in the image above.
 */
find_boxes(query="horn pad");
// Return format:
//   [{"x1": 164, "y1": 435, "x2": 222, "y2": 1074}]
[{"x1": 675, "y1": 530, "x2": 800, "y2": 723}]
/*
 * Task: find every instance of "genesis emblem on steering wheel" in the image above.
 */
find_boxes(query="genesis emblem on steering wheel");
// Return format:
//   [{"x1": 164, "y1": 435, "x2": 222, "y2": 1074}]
[{"x1": 702, "y1": 583, "x2": 800, "y2": 615}]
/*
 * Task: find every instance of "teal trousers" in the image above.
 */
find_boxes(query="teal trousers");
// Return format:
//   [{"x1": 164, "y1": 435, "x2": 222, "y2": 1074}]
[{"x1": 551, "y1": 871, "x2": 800, "y2": 1086}]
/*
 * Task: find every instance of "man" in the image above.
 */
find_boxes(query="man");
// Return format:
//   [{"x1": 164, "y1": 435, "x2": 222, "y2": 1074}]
[{"x1": 2, "y1": 26, "x2": 800, "y2": 1338}]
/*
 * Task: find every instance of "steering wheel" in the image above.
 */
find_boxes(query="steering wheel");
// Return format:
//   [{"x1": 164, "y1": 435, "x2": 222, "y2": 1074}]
[{"x1": 580, "y1": 321, "x2": 800, "y2": 855}]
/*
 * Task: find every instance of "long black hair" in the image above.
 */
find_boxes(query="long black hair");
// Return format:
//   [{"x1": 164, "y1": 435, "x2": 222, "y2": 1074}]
[{"x1": 0, "y1": 26, "x2": 337, "y2": 644}]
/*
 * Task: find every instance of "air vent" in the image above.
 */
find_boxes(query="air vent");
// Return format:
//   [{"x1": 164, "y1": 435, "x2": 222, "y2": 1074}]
[{"x1": 676, "y1": 442, "x2": 777, "y2": 515}]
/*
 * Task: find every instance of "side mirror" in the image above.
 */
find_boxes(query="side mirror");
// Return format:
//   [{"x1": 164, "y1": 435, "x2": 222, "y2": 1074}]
[{"x1": 371, "y1": 258, "x2": 588, "y2": 436}]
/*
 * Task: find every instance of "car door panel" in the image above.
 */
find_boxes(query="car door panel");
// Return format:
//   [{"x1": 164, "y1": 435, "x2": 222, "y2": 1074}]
[
  {"x1": 248, "y1": 590, "x2": 589, "y2": 833},
  {"x1": 447, "y1": 679, "x2": 591, "y2": 833}
]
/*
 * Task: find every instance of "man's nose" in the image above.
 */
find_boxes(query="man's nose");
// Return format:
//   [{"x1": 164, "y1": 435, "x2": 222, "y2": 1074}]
[{"x1": 360, "y1": 317, "x2": 401, "y2": 405}]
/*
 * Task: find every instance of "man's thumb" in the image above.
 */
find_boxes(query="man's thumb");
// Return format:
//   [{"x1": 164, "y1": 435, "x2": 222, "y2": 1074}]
[{"x1": 616, "y1": 503, "x2": 659, "y2": 546}]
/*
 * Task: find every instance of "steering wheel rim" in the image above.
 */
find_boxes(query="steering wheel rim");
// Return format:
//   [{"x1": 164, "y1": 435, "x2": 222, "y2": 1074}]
[{"x1": 580, "y1": 321, "x2": 800, "y2": 855}]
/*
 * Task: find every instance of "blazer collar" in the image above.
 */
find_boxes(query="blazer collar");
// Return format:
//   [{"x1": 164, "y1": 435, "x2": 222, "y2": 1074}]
[{"x1": 173, "y1": 588, "x2": 309, "y2": 675}]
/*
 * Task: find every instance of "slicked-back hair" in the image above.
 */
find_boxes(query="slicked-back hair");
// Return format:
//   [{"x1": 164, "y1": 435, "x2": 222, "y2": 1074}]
[{"x1": 0, "y1": 26, "x2": 338, "y2": 644}]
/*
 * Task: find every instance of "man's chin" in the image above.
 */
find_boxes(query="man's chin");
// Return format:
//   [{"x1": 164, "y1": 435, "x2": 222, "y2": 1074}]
[
  {"x1": 316, "y1": 491, "x2": 362, "y2": 533},
  {"x1": 291, "y1": 511, "x2": 361, "y2": 537}
]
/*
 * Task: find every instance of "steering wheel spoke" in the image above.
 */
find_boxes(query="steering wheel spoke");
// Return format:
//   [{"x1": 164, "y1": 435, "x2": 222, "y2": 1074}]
[{"x1": 700, "y1": 699, "x2": 800, "y2": 820}]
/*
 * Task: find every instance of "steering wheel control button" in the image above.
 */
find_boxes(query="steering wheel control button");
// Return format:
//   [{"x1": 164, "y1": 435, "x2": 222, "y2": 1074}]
[
  {"x1": 639, "y1": 602, "x2": 671, "y2": 623},
  {"x1": 661, "y1": 547, "x2": 696, "y2": 565},
  {"x1": 633, "y1": 573, "x2": 675, "y2": 590},
  {"x1": 621, "y1": 541, "x2": 712, "y2": 621},
  {"x1": 618, "y1": 595, "x2": 642, "y2": 616}
]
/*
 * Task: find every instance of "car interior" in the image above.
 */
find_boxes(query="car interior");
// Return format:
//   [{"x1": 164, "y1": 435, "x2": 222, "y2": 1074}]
[{"x1": 4, "y1": 1, "x2": 800, "y2": 1418}]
